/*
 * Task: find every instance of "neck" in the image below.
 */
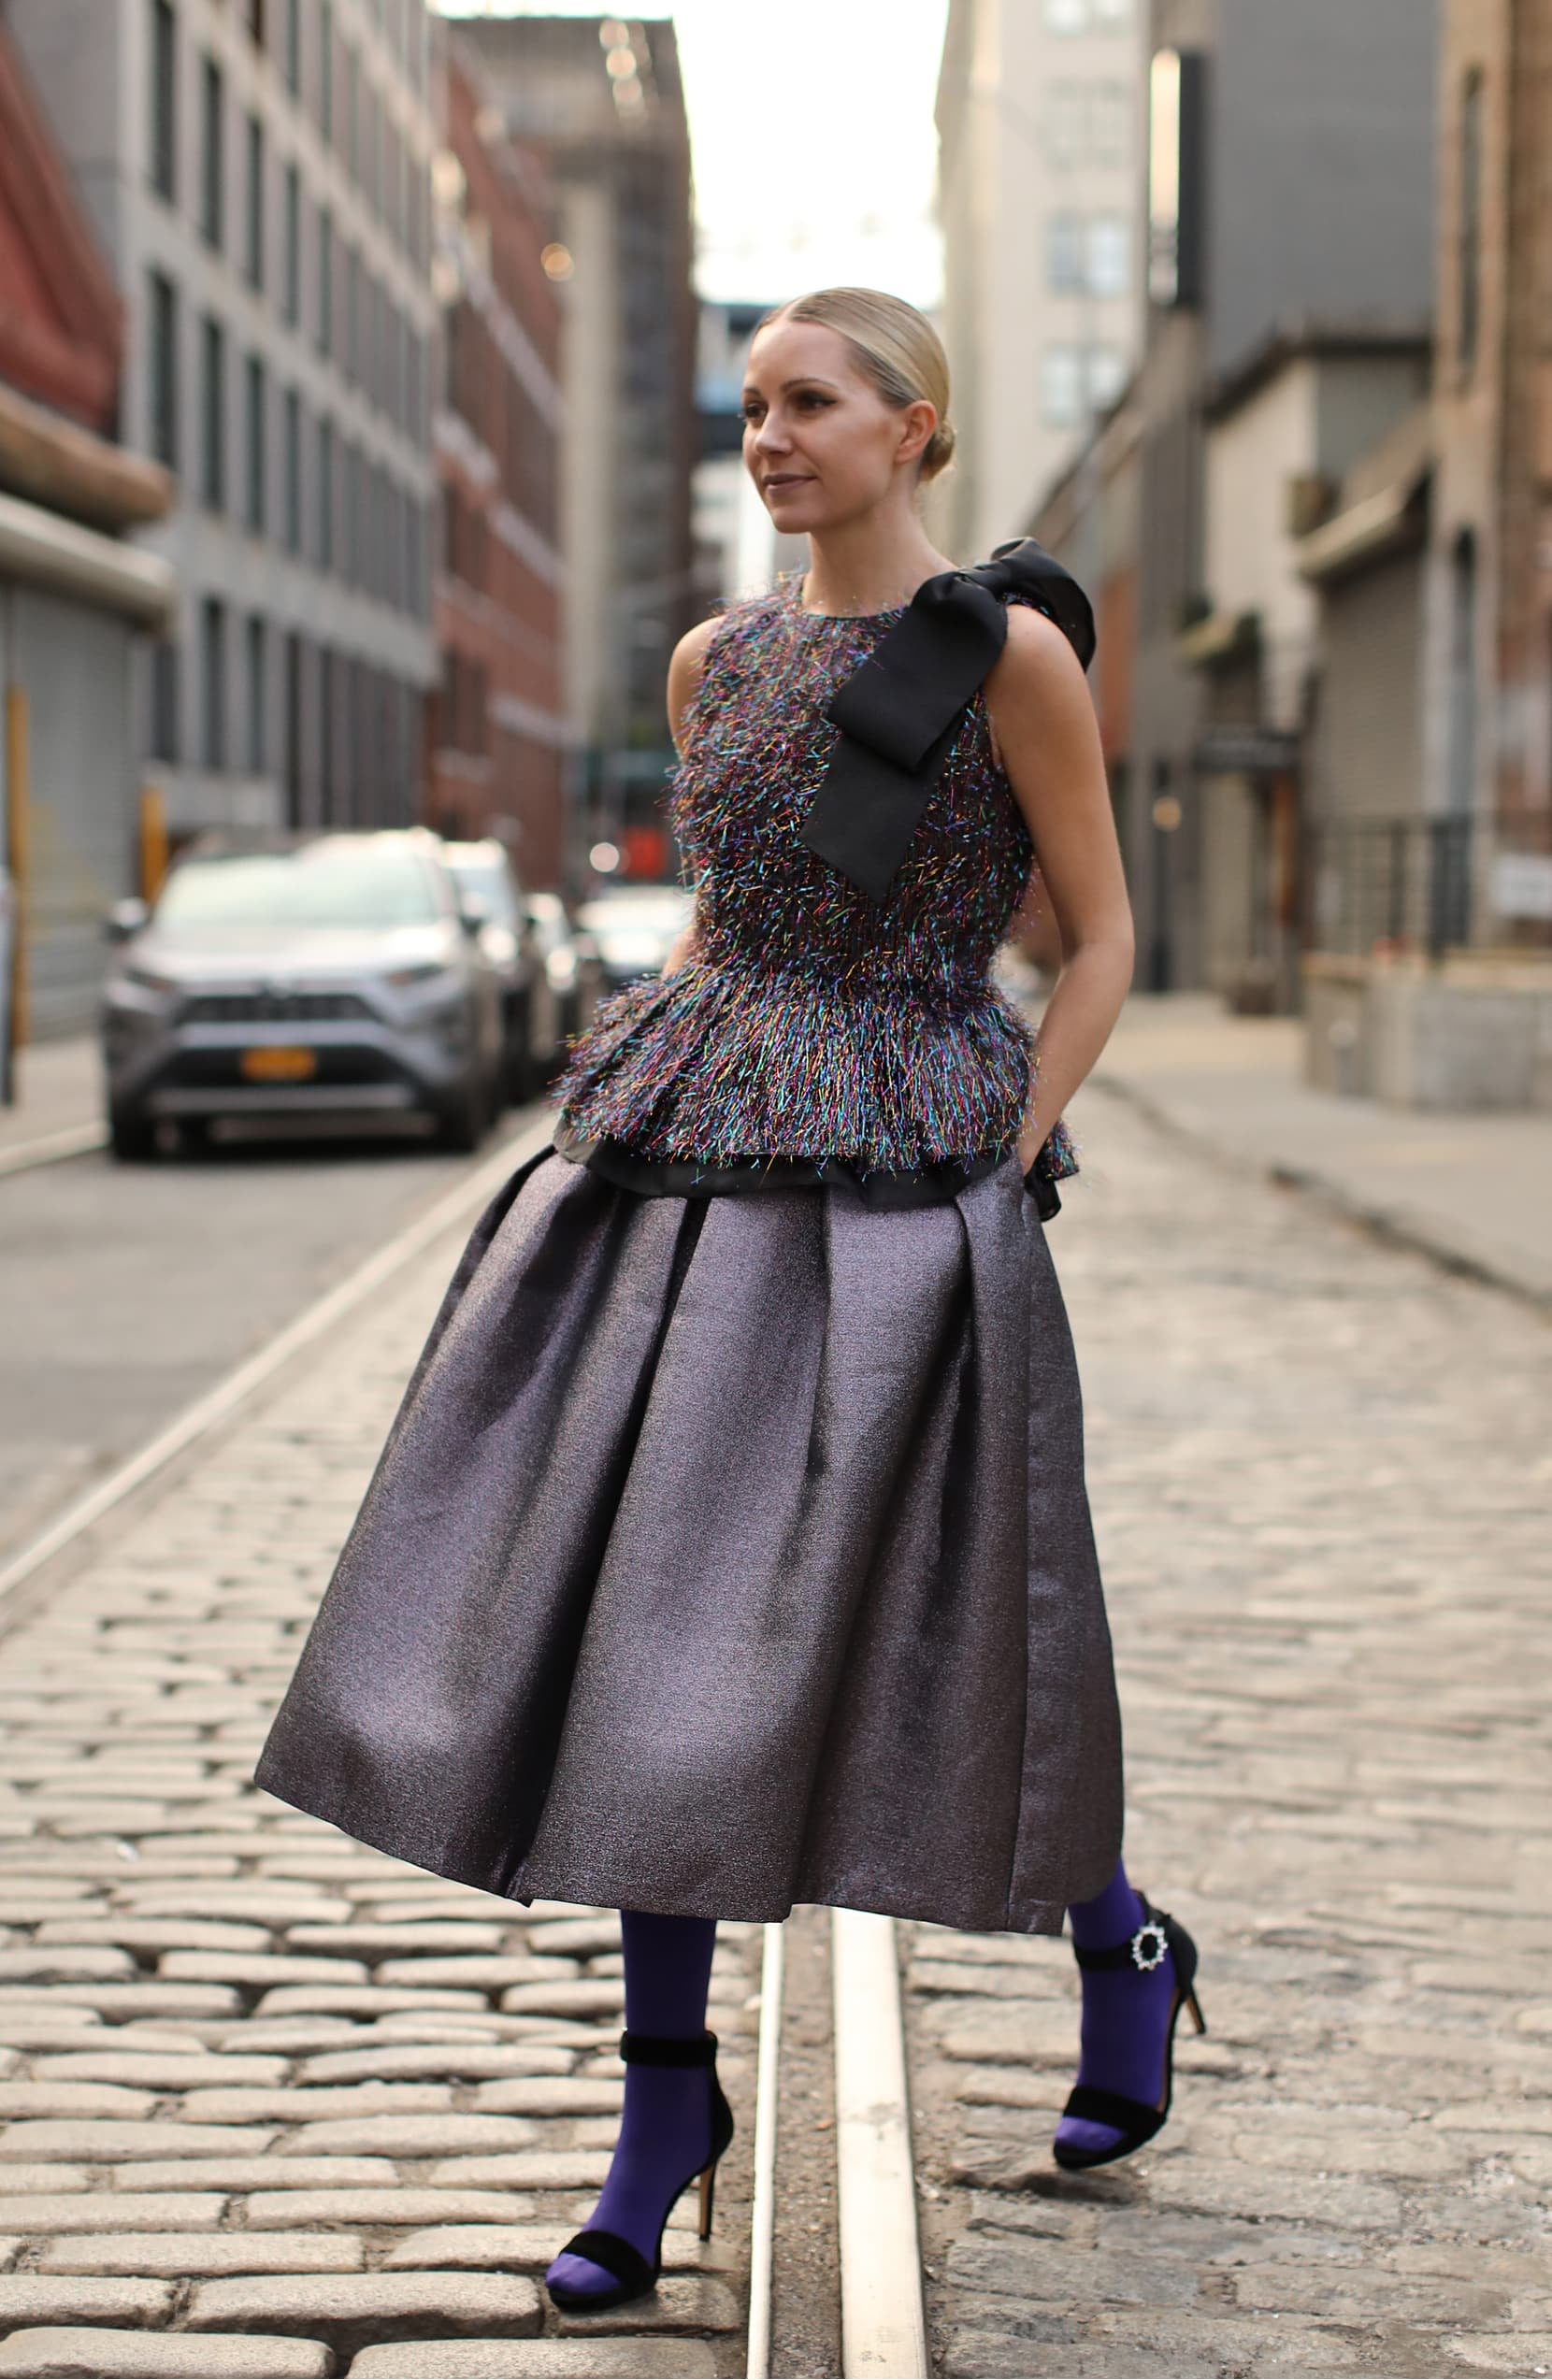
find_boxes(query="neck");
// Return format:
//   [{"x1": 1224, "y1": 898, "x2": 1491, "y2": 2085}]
[{"x1": 800, "y1": 509, "x2": 954, "y2": 617}]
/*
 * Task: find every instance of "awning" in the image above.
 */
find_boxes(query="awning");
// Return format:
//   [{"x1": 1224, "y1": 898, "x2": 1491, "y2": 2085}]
[
  {"x1": 1295, "y1": 465, "x2": 1429, "y2": 584},
  {"x1": 0, "y1": 489, "x2": 176, "y2": 629}
]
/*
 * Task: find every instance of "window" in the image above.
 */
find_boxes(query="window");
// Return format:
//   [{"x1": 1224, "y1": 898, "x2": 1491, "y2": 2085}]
[
  {"x1": 1041, "y1": 345, "x2": 1084, "y2": 425},
  {"x1": 201, "y1": 596, "x2": 227, "y2": 769},
  {"x1": 317, "y1": 202, "x2": 333, "y2": 354},
  {"x1": 1044, "y1": 0, "x2": 1087, "y2": 29},
  {"x1": 343, "y1": 42, "x2": 358, "y2": 180},
  {"x1": 1047, "y1": 212, "x2": 1086, "y2": 294},
  {"x1": 283, "y1": 164, "x2": 301, "y2": 324},
  {"x1": 1087, "y1": 214, "x2": 1130, "y2": 297},
  {"x1": 150, "y1": 641, "x2": 180, "y2": 765},
  {"x1": 283, "y1": 385, "x2": 302, "y2": 552},
  {"x1": 283, "y1": 630, "x2": 303, "y2": 825},
  {"x1": 200, "y1": 54, "x2": 223, "y2": 249},
  {"x1": 244, "y1": 352, "x2": 266, "y2": 534},
  {"x1": 245, "y1": 614, "x2": 266, "y2": 774},
  {"x1": 244, "y1": 0, "x2": 266, "y2": 45},
  {"x1": 284, "y1": 0, "x2": 301, "y2": 93},
  {"x1": 244, "y1": 113, "x2": 265, "y2": 289},
  {"x1": 319, "y1": 0, "x2": 335, "y2": 140},
  {"x1": 150, "y1": 0, "x2": 177, "y2": 203},
  {"x1": 1085, "y1": 346, "x2": 1128, "y2": 410},
  {"x1": 344, "y1": 242, "x2": 360, "y2": 382},
  {"x1": 147, "y1": 269, "x2": 180, "y2": 469},
  {"x1": 1092, "y1": 79, "x2": 1130, "y2": 165},
  {"x1": 317, "y1": 413, "x2": 334, "y2": 570},
  {"x1": 341, "y1": 436, "x2": 357, "y2": 582},
  {"x1": 201, "y1": 314, "x2": 226, "y2": 509},
  {"x1": 1459, "y1": 67, "x2": 1483, "y2": 376},
  {"x1": 1044, "y1": 80, "x2": 1085, "y2": 169}
]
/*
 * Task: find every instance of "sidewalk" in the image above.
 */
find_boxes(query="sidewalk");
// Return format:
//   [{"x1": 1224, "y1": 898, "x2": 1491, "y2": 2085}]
[
  {"x1": 0, "y1": 1212, "x2": 758, "y2": 2376},
  {"x1": 1089, "y1": 993, "x2": 1552, "y2": 1307},
  {"x1": 0, "y1": 1038, "x2": 103, "y2": 1169}
]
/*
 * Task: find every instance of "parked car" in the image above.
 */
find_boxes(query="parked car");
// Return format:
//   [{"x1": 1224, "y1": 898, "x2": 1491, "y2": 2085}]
[
  {"x1": 438, "y1": 838, "x2": 544, "y2": 1100},
  {"x1": 100, "y1": 830, "x2": 504, "y2": 1159},
  {"x1": 576, "y1": 882, "x2": 696, "y2": 991},
  {"x1": 524, "y1": 890, "x2": 604, "y2": 1078}
]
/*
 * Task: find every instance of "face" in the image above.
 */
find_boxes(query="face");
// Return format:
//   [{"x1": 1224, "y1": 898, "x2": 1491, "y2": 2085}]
[{"x1": 740, "y1": 319, "x2": 937, "y2": 533}]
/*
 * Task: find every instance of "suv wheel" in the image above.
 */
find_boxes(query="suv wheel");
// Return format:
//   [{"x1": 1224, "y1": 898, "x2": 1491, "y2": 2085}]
[
  {"x1": 437, "y1": 1072, "x2": 492, "y2": 1154},
  {"x1": 108, "y1": 1114, "x2": 159, "y2": 1163}
]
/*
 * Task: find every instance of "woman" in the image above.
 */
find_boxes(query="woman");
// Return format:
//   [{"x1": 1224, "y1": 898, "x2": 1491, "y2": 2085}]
[{"x1": 255, "y1": 286, "x2": 1205, "y2": 2315}]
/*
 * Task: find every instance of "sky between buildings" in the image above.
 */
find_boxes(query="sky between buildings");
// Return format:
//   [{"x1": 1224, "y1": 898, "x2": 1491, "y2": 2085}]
[{"x1": 436, "y1": 0, "x2": 950, "y2": 309}]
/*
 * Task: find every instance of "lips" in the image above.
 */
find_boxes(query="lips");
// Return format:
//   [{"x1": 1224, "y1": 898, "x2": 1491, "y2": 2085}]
[{"x1": 764, "y1": 474, "x2": 812, "y2": 492}]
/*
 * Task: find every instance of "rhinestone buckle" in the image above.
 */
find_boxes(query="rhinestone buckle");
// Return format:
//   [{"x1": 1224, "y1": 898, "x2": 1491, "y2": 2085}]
[{"x1": 1128, "y1": 1917, "x2": 1169, "y2": 1972}]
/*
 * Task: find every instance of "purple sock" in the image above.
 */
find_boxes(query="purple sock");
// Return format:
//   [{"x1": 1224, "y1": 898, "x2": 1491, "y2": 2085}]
[
  {"x1": 1056, "y1": 1857, "x2": 1179, "y2": 2159},
  {"x1": 545, "y1": 1910, "x2": 719, "y2": 2301}
]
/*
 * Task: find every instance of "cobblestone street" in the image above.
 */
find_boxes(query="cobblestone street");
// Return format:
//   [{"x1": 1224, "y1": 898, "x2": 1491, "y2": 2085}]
[
  {"x1": 904, "y1": 1081, "x2": 1552, "y2": 2377},
  {"x1": 0, "y1": 1079, "x2": 1547, "y2": 2375},
  {"x1": 0, "y1": 1225, "x2": 760, "y2": 2378}
]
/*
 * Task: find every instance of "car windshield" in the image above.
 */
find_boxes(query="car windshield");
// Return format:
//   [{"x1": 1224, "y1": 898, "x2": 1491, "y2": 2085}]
[
  {"x1": 155, "y1": 844, "x2": 442, "y2": 930},
  {"x1": 446, "y1": 857, "x2": 519, "y2": 925}
]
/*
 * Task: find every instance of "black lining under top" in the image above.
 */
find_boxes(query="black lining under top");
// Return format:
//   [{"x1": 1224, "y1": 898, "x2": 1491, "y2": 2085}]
[{"x1": 551, "y1": 1119, "x2": 1062, "y2": 1221}]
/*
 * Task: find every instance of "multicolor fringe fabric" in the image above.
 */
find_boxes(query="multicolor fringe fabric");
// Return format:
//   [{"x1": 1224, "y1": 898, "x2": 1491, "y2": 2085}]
[{"x1": 553, "y1": 573, "x2": 1082, "y2": 1183}]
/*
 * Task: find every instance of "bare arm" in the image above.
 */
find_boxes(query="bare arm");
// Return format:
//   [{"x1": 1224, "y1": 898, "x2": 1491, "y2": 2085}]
[
  {"x1": 658, "y1": 618, "x2": 719, "y2": 977},
  {"x1": 984, "y1": 608, "x2": 1135, "y2": 1173}
]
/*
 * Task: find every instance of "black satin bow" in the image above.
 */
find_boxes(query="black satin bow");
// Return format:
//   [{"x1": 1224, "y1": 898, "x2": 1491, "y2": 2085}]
[{"x1": 798, "y1": 537, "x2": 1097, "y2": 904}]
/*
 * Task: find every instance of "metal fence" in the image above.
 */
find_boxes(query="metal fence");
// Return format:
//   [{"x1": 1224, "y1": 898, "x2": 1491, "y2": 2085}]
[{"x1": 1302, "y1": 812, "x2": 1552, "y2": 961}]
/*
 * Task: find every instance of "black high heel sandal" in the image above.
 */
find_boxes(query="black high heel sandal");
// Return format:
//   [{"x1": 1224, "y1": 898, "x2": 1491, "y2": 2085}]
[
  {"x1": 544, "y1": 2025, "x2": 737, "y2": 2313},
  {"x1": 1052, "y1": 1890, "x2": 1207, "y2": 2172}
]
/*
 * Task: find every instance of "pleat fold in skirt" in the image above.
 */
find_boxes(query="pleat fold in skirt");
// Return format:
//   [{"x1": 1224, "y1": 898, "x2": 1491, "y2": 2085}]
[{"x1": 254, "y1": 1140, "x2": 1125, "y2": 1935}]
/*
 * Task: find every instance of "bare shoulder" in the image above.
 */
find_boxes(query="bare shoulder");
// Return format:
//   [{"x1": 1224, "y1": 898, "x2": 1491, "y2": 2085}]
[
  {"x1": 669, "y1": 613, "x2": 722, "y2": 689},
  {"x1": 985, "y1": 604, "x2": 1092, "y2": 713}
]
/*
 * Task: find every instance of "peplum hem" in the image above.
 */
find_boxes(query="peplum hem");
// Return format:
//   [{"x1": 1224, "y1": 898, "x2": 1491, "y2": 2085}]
[{"x1": 550, "y1": 951, "x2": 1058, "y2": 1178}]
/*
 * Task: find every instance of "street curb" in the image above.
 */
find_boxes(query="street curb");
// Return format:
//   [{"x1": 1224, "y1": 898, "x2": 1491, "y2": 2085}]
[
  {"x1": 0, "y1": 1120, "x2": 108, "y2": 1178},
  {"x1": 831, "y1": 1910, "x2": 928, "y2": 2379},
  {"x1": 0, "y1": 1111, "x2": 556, "y2": 1612},
  {"x1": 1091, "y1": 1068, "x2": 1552, "y2": 1315},
  {"x1": 745, "y1": 1918, "x2": 786, "y2": 2380}
]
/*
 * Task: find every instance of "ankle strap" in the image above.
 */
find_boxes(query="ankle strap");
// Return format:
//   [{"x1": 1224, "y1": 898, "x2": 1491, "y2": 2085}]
[
  {"x1": 1071, "y1": 1898, "x2": 1173, "y2": 1975},
  {"x1": 619, "y1": 2027, "x2": 719, "y2": 2067}
]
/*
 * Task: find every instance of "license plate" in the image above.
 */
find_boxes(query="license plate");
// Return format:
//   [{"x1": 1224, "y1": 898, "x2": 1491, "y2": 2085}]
[{"x1": 239, "y1": 1046, "x2": 318, "y2": 1082}]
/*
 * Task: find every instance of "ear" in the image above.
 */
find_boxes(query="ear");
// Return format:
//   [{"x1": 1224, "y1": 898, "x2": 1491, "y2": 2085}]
[{"x1": 894, "y1": 398, "x2": 938, "y2": 471}]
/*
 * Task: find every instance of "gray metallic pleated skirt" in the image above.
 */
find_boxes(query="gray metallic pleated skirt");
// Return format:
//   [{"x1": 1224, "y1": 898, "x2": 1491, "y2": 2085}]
[{"x1": 254, "y1": 1140, "x2": 1125, "y2": 1934}]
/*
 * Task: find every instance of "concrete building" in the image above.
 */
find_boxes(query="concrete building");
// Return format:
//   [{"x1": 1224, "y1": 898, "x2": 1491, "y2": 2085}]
[
  {"x1": 7, "y1": 0, "x2": 439, "y2": 843},
  {"x1": 427, "y1": 28, "x2": 567, "y2": 887},
  {"x1": 0, "y1": 18, "x2": 176, "y2": 1052},
  {"x1": 933, "y1": 0, "x2": 1146, "y2": 563},
  {"x1": 1180, "y1": 320, "x2": 1432, "y2": 1013},
  {"x1": 1030, "y1": 0, "x2": 1439, "y2": 996},
  {"x1": 1300, "y1": 0, "x2": 1552, "y2": 1112},
  {"x1": 446, "y1": 12, "x2": 697, "y2": 882},
  {"x1": 693, "y1": 299, "x2": 791, "y2": 608}
]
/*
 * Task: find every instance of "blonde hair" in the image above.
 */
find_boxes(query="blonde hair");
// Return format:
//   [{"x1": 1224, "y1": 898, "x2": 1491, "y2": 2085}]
[{"x1": 755, "y1": 287, "x2": 956, "y2": 481}]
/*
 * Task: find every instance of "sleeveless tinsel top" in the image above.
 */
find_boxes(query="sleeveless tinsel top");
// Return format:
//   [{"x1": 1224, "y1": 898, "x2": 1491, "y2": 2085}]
[{"x1": 548, "y1": 570, "x2": 1079, "y2": 1212}]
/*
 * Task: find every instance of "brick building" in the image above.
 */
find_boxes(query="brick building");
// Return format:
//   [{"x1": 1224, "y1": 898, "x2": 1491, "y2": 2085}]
[
  {"x1": 427, "y1": 32, "x2": 566, "y2": 888},
  {"x1": 1426, "y1": 0, "x2": 1551, "y2": 868}
]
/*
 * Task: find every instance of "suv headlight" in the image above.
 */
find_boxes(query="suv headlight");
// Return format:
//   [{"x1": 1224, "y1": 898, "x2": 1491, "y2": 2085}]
[
  {"x1": 386, "y1": 962, "x2": 457, "y2": 990},
  {"x1": 120, "y1": 965, "x2": 180, "y2": 996}
]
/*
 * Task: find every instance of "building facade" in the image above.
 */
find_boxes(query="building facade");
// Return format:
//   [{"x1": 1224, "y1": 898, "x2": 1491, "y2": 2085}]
[
  {"x1": 0, "y1": 19, "x2": 176, "y2": 1048},
  {"x1": 1029, "y1": 0, "x2": 1439, "y2": 994},
  {"x1": 934, "y1": 0, "x2": 1146, "y2": 563},
  {"x1": 448, "y1": 12, "x2": 698, "y2": 882},
  {"x1": 7, "y1": 0, "x2": 439, "y2": 843},
  {"x1": 427, "y1": 29, "x2": 567, "y2": 887}
]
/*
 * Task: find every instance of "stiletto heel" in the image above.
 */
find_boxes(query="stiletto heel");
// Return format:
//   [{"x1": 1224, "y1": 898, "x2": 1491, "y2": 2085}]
[
  {"x1": 545, "y1": 2026, "x2": 736, "y2": 2313},
  {"x1": 1053, "y1": 1891, "x2": 1205, "y2": 2172}
]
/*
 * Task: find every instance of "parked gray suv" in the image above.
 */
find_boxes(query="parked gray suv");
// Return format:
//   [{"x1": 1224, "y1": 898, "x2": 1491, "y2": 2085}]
[{"x1": 100, "y1": 831, "x2": 504, "y2": 1159}]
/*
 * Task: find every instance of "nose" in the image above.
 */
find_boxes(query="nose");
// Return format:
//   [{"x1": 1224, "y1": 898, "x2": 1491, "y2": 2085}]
[{"x1": 751, "y1": 412, "x2": 789, "y2": 456}]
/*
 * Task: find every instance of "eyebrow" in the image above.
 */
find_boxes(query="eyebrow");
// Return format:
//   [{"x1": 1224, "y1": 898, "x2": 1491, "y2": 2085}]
[{"x1": 740, "y1": 375, "x2": 842, "y2": 398}]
